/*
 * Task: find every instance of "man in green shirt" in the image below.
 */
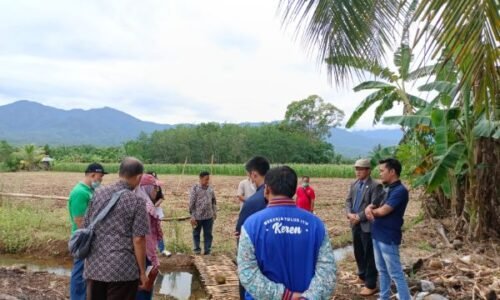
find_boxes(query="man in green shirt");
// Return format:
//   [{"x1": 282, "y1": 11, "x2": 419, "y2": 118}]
[{"x1": 68, "y1": 162, "x2": 108, "y2": 300}]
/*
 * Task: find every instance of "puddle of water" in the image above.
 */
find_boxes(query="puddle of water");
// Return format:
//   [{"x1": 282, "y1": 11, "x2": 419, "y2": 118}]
[
  {"x1": 0, "y1": 255, "x2": 207, "y2": 299},
  {"x1": 154, "y1": 271, "x2": 207, "y2": 300},
  {"x1": 0, "y1": 256, "x2": 72, "y2": 276},
  {"x1": 333, "y1": 245, "x2": 353, "y2": 261}
]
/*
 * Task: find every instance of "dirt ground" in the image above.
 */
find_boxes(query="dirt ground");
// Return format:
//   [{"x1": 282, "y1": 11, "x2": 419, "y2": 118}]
[{"x1": 1, "y1": 171, "x2": 498, "y2": 299}]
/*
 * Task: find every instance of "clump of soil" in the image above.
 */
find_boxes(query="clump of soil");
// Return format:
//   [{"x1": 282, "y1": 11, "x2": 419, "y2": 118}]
[{"x1": 0, "y1": 266, "x2": 69, "y2": 300}]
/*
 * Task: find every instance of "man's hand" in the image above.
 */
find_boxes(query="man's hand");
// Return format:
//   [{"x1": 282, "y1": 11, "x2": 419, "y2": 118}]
[
  {"x1": 234, "y1": 231, "x2": 240, "y2": 240},
  {"x1": 213, "y1": 214, "x2": 217, "y2": 221},
  {"x1": 348, "y1": 213, "x2": 360, "y2": 225},
  {"x1": 365, "y1": 205, "x2": 375, "y2": 221},
  {"x1": 190, "y1": 217, "x2": 197, "y2": 227},
  {"x1": 138, "y1": 272, "x2": 148, "y2": 290},
  {"x1": 291, "y1": 292, "x2": 302, "y2": 299}
]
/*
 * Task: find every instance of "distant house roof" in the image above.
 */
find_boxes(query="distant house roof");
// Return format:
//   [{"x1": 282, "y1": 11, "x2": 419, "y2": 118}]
[{"x1": 41, "y1": 156, "x2": 54, "y2": 162}]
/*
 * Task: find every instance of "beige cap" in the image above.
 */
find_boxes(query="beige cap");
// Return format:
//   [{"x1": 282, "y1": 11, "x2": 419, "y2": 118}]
[{"x1": 354, "y1": 158, "x2": 371, "y2": 168}]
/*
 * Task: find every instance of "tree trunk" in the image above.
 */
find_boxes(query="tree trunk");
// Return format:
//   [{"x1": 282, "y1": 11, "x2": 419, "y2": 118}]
[{"x1": 471, "y1": 137, "x2": 500, "y2": 239}]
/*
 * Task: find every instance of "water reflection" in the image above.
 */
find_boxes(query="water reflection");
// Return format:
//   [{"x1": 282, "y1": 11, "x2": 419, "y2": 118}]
[
  {"x1": 155, "y1": 272, "x2": 193, "y2": 300},
  {"x1": 333, "y1": 245, "x2": 353, "y2": 261}
]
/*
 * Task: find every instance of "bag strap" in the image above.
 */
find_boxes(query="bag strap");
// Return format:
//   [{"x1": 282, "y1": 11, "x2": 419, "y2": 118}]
[{"x1": 89, "y1": 189, "x2": 127, "y2": 229}]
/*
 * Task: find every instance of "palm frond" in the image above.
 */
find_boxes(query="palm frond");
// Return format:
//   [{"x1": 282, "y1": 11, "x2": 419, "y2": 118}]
[
  {"x1": 345, "y1": 88, "x2": 389, "y2": 128},
  {"x1": 414, "y1": 0, "x2": 499, "y2": 118},
  {"x1": 353, "y1": 81, "x2": 395, "y2": 92},
  {"x1": 325, "y1": 55, "x2": 397, "y2": 82},
  {"x1": 279, "y1": 0, "x2": 407, "y2": 85}
]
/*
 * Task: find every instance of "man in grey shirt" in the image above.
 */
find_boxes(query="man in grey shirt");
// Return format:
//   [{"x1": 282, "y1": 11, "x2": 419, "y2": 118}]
[{"x1": 189, "y1": 171, "x2": 217, "y2": 255}]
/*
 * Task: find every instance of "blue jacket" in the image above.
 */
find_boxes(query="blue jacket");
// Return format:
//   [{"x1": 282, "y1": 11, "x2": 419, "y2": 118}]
[{"x1": 242, "y1": 199, "x2": 326, "y2": 298}]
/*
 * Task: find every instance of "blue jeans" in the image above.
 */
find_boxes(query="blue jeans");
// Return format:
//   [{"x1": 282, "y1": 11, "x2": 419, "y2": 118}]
[
  {"x1": 192, "y1": 218, "x2": 214, "y2": 254},
  {"x1": 372, "y1": 239, "x2": 411, "y2": 300},
  {"x1": 158, "y1": 239, "x2": 165, "y2": 252},
  {"x1": 70, "y1": 258, "x2": 86, "y2": 300}
]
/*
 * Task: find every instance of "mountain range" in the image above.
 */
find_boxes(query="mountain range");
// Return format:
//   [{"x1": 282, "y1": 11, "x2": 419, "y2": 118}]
[{"x1": 0, "y1": 100, "x2": 402, "y2": 158}]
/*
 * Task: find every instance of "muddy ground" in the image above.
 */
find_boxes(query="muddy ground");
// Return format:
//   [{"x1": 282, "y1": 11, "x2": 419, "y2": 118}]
[{"x1": 0, "y1": 172, "x2": 499, "y2": 299}]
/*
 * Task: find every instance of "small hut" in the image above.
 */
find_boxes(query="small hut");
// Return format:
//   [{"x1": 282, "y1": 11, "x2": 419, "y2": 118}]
[{"x1": 41, "y1": 155, "x2": 54, "y2": 170}]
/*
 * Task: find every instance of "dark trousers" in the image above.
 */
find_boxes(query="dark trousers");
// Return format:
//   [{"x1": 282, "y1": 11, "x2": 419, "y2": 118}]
[
  {"x1": 192, "y1": 218, "x2": 214, "y2": 254},
  {"x1": 352, "y1": 224, "x2": 377, "y2": 289},
  {"x1": 86, "y1": 279, "x2": 139, "y2": 300}
]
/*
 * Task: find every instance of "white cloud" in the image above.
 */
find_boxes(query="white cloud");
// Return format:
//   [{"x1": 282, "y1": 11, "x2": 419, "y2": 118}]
[{"x1": 0, "y1": 0, "x2": 415, "y2": 129}]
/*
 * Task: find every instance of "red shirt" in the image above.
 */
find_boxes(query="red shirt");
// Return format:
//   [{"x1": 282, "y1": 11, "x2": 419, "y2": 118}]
[{"x1": 295, "y1": 186, "x2": 316, "y2": 211}]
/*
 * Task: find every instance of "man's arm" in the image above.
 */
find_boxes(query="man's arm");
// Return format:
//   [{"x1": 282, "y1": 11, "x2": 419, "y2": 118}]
[
  {"x1": 133, "y1": 236, "x2": 148, "y2": 289},
  {"x1": 309, "y1": 188, "x2": 316, "y2": 212},
  {"x1": 373, "y1": 204, "x2": 394, "y2": 217},
  {"x1": 345, "y1": 184, "x2": 359, "y2": 224},
  {"x1": 188, "y1": 186, "x2": 196, "y2": 216},
  {"x1": 212, "y1": 191, "x2": 217, "y2": 220},
  {"x1": 237, "y1": 182, "x2": 245, "y2": 203},
  {"x1": 301, "y1": 232, "x2": 337, "y2": 299},
  {"x1": 237, "y1": 227, "x2": 288, "y2": 299},
  {"x1": 131, "y1": 193, "x2": 151, "y2": 289},
  {"x1": 70, "y1": 193, "x2": 90, "y2": 229}
]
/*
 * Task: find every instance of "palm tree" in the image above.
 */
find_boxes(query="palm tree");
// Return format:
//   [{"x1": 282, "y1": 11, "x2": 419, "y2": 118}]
[
  {"x1": 279, "y1": 0, "x2": 499, "y2": 240},
  {"x1": 18, "y1": 144, "x2": 44, "y2": 171}
]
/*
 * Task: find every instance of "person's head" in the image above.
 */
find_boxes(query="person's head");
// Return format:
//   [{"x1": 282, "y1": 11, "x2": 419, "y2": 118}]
[
  {"x1": 199, "y1": 171, "x2": 210, "y2": 187},
  {"x1": 378, "y1": 158, "x2": 402, "y2": 184},
  {"x1": 84, "y1": 163, "x2": 108, "y2": 189},
  {"x1": 140, "y1": 173, "x2": 163, "y2": 201},
  {"x1": 264, "y1": 166, "x2": 298, "y2": 199},
  {"x1": 245, "y1": 156, "x2": 270, "y2": 185},
  {"x1": 119, "y1": 157, "x2": 144, "y2": 189},
  {"x1": 354, "y1": 158, "x2": 372, "y2": 181},
  {"x1": 301, "y1": 176, "x2": 310, "y2": 187}
]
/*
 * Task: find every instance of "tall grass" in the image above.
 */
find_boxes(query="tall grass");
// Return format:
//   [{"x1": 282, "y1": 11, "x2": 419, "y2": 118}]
[
  {"x1": 0, "y1": 198, "x2": 69, "y2": 253},
  {"x1": 52, "y1": 163, "x2": 355, "y2": 178}
]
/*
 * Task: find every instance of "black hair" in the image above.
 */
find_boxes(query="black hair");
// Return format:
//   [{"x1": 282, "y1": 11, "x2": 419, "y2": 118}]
[
  {"x1": 264, "y1": 166, "x2": 298, "y2": 198},
  {"x1": 302, "y1": 176, "x2": 310, "y2": 180},
  {"x1": 379, "y1": 158, "x2": 402, "y2": 177},
  {"x1": 119, "y1": 157, "x2": 144, "y2": 178},
  {"x1": 199, "y1": 171, "x2": 210, "y2": 178},
  {"x1": 245, "y1": 156, "x2": 270, "y2": 176}
]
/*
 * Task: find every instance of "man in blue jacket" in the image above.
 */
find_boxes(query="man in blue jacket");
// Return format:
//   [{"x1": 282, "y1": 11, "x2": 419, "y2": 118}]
[
  {"x1": 235, "y1": 156, "x2": 270, "y2": 299},
  {"x1": 237, "y1": 166, "x2": 336, "y2": 299}
]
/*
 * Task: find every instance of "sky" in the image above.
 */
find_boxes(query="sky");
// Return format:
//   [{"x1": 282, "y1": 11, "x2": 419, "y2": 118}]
[{"x1": 0, "y1": 0, "x2": 417, "y2": 129}]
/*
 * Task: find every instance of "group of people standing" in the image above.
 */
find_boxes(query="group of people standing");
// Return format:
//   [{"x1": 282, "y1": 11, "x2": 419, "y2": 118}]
[{"x1": 67, "y1": 155, "x2": 411, "y2": 300}]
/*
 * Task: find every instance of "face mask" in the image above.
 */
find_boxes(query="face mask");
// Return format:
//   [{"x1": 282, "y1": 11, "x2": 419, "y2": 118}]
[
  {"x1": 91, "y1": 181, "x2": 101, "y2": 189},
  {"x1": 302, "y1": 182, "x2": 309, "y2": 187}
]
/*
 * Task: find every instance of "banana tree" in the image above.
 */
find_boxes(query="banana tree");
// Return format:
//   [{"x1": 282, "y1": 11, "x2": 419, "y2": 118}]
[{"x1": 325, "y1": 0, "x2": 431, "y2": 128}]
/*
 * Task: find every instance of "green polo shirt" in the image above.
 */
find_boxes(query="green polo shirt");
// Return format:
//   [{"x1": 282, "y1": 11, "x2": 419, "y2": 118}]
[{"x1": 68, "y1": 182, "x2": 94, "y2": 233}]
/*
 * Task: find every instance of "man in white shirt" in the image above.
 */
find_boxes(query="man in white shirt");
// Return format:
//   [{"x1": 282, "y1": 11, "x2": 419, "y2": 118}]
[{"x1": 236, "y1": 175, "x2": 256, "y2": 209}]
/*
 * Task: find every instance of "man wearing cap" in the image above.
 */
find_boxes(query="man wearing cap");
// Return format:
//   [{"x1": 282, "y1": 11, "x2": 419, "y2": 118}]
[
  {"x1": 68, "y1": 162, "x2": 108, "y2": 300},
  {"x1": 345, "y1": 158, "x2": 383, "y2": 296}
]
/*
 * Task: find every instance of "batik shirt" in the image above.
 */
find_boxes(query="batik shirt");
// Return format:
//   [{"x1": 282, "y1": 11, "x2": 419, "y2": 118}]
[
  {"x1": 84, "y1": 181, "x2": 150, "y2": 282},
  {"x1": 189, "y1": 184, "x2": 217, "y2": 221}
]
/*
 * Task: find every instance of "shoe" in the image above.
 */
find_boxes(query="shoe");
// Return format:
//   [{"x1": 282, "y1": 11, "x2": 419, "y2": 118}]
[
  {"x1": 359, "y1": 287, "x2": 377, "y2": 296},
  {"x1": 162, "y1": 250, "x2": 172, "y2": 257},
  {"x1": 194, "y1": 250, "x2": 201, "y2": 255},
  {"x1": 203, "y1": 252, "x2": 211, "y2": 256},
  {"x1": 350, "y1": 277, "x2": 365, "y2": 284}
]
